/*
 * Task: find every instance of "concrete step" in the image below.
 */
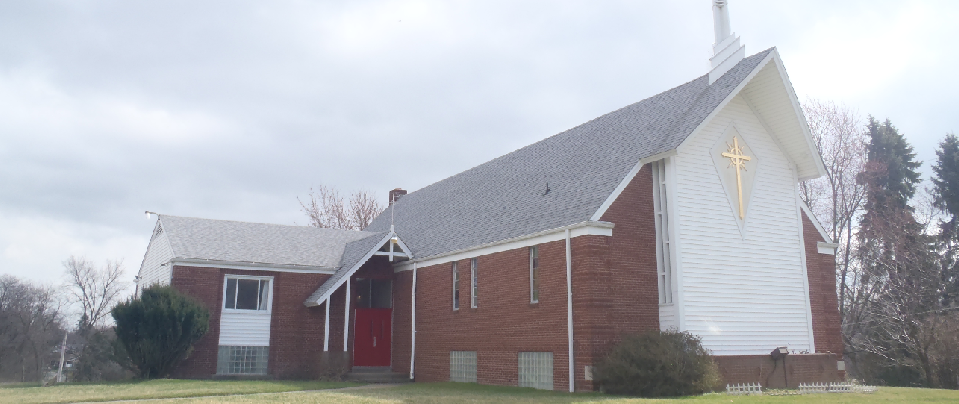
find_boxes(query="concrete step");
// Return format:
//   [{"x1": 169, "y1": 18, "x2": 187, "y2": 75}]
[{"x1": 345, "y1": 369, "x2": 411, "y2": 383}]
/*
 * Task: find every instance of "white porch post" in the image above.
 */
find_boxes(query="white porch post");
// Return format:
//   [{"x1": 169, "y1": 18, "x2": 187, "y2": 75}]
[
  {"x1": 343, "y1": 277, "x2": 351, "y2": 352},
  {"x1": 323, "y1": 297, "x2": 330, "y2": 351}
]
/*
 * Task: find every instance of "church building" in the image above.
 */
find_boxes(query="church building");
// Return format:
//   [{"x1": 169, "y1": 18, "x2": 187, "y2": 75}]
[{"x1": 136, "y1": 1, "x2": 844, "y2": 391}]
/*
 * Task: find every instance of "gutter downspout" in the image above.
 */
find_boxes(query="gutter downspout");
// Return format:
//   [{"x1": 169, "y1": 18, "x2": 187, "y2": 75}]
[
  {"x1": 410, "y1": 263, "x2": 418, "y2": 380},
  {"x1": 565, "y1": 229, "x2": 575, "y2": 392}
]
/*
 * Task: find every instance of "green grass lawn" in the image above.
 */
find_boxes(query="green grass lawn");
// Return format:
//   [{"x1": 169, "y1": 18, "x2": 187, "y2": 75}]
[
  {"x1": 4, "y1": 380, "x2": 959, "y2": 403},
  {"x1": 0, "y1": 379, "x2": 359, "y2": 403},
  {"x1": 128, "y1": 382, "x2": 959, "y2": 404}
]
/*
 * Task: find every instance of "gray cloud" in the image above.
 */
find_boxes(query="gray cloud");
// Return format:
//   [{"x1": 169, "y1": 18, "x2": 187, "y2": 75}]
[{"x1": 1, "y1": 0, "x2": 956, "y2": 285}]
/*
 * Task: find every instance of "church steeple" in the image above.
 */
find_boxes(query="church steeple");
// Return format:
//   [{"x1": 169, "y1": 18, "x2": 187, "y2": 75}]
[{"x1": 708, "y1": 0, "x2": 745, "y2": 84}]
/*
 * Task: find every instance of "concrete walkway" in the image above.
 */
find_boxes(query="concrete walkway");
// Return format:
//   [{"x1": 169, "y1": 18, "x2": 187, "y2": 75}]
[{"x1": 69, "y1": 384, "x2": 401, "y2": 403}]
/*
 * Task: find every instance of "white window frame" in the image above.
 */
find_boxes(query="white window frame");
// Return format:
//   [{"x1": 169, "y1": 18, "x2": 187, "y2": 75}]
[
  {"x1": 222, "y1": 274, "x2": 274, "y2": 314},
  {"x1": 652, "y1": 159, "x2": 673, "y2": 304},
  {"x1": 470, "y1": 258, "x2": 478, "y2": 309},
  {"x1": 529, "y1": 246, "x2": 539, "y2": 303},
  {"x1": 452, "y1": 262, "x2": 460, "y2": 311}
]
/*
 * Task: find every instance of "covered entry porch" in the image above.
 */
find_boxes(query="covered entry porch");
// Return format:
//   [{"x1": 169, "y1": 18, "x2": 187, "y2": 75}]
[{"x1": 305, "y1": 231, "x2": 412, "y2": 379}]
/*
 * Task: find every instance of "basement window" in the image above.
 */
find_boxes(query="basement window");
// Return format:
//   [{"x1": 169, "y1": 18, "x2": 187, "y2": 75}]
[
  {"x1": 518, "y1": 352, "x2": 553, "y2": 390},
  {"x1": 217, "y1": 345, "x2": 268, "y2": 375},
  {"x1": 449, "y1": 351, "x2": 477, "y2": 382},
  {"x1": 224, "y1": 276, "x2": 272, "y2": 311}
]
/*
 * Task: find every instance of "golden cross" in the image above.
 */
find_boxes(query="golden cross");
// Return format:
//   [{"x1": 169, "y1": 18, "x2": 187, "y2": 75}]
[{"x1": 721, "y1": 136, "x2": 751, "y2": 219}]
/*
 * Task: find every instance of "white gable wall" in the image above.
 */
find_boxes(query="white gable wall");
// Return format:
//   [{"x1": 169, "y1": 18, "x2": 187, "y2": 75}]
[
  {"x1": 137, "y1": 224, "x2": 174, "y2": 293},
  {"x1": 671, "y1": 94, "x2": 813, "y2": 355}
]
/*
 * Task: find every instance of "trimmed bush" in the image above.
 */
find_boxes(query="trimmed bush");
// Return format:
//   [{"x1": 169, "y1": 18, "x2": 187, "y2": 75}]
[
  {"x1": 594, "y1": 330, "x2": 720, "y2": 397},
  {"x1": 112, "y1": 286, "x2": 210, "y2": 379}
]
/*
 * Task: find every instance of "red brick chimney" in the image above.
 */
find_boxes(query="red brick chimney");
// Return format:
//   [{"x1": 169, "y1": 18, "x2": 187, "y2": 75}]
[{"x1": 389, "y1": 188, "x2": 407, "y2": 205}]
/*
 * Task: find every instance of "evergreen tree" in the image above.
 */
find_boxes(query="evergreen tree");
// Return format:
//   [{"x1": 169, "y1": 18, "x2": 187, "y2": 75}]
[
  {"x1": 931, "y1": 133, "x2": 959, "y2": 308},
  {"x1": 933, "y1": 133, "x2": 959, "y2": 232},
  {"x1": 112, "y1": 286, "x2": 209, "y2": 379},
  {"x1": 862, "y1": 117, "x2": 922, "y2": 213}
]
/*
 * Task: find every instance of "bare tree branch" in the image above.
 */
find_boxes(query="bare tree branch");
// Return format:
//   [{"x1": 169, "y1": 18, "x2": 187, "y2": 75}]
[
  {"x1": 63, "y1": 256, "x2": 126, "y2": 329},
  {"x1": 299, "y1": 185, "x2": 384, "y2": 230}
]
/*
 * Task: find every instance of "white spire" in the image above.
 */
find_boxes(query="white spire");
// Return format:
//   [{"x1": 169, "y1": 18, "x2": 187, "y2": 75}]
[{"x1": 708, "y1": 0, "x2": 745, "y2": 84}]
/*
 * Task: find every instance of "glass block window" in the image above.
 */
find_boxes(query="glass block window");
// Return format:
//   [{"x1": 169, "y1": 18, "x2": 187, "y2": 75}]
[
  {"x1": 217, "y1": 345, "x2": 268, "y2": 375},
  {"x1": 518, "y1": 352, "x2": 553, "y2": 390},
  {"x1": 224, "y1": 277, "x2": 270, "y2": 311},
  {"x1": 449, "y1": 351, "x2": 477, "y2": 382}
]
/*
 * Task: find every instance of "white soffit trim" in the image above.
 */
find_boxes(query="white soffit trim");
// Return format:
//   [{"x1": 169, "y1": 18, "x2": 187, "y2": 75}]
[
  {"x1": 169, "y1": 258, "x2": 336, "y2": 274},
  {"x1": 799, "y1": 202, "x2": 833, "y2": 243},
  {"x1": 770, "y1": 53, "x2": 827, "y2": 180},
  {"x1": 589, "y1": 150, "x2": 678, "y2": 222},
  {"x1": 393, "y1": 221, "x2": 614, "y2": 272},
  {"x1": 306, "y1": 232, "x2": 395, "y2": 306},
  {"x1": 818, "y1": 242, "x2": 840, "y2": 255},
  {"x1": 677, "y1": 51, "x2": 775, "y2": 155}
]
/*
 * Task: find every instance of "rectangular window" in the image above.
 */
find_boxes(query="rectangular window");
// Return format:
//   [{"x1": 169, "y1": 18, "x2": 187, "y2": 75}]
[
  {"x1": 529, "y1": 246, "x2": 539, "y2": 303},
  {"x1": 470, "y1": 258, "x2": 478, "y2": 308},
  {"x1": 652, "y1": 159, "x2": 673, "y2": 304},
  {"x1": 452, "y1": 262, "x2": 460, "y2": 311},
  {"x1": 518, "y1": 352, "x2": 553, "y2": 390},
  {"x1": 216, "y1": 345, "x2": 268, "y2": 375},
  {"x1": 224, "y1": 277, "x2": 271, "y2": 311},
  {"x1": 450, "y1": 351, "x2": 477, "y2": 382}
]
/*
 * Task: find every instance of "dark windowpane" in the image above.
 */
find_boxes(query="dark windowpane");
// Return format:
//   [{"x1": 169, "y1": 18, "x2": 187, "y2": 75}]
[
  {"x1": 355, "y1": 279, "x2": 372, "y2": 309},
  {"x1": 452, "y1": 263, "x2": 459, "y2": 310},
  {"x1": 235, "y1": 279, "x2": 260, "y2": 310},
  {"x1": 371, "y1": 279, "x2": 392, "y2": 308},
  {"x1": 225, "y1": 278, "x2": 237, "y2": 309}
]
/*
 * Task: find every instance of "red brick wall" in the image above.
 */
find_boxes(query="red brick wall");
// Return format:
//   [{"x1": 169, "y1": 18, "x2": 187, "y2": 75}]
[
  {"x1": 407, "y1": 240, "x2": 571, "y2": 388},
  {"x1": 391, "y1": 270, "x2": 413, "y2": 375},
  {"x1": 169, "y1": 266, "x2": 330, "y2": 379},
  {"x1": 169, "y1": 266, "x2": 221, "y2": 378},
  {"x1": 393, "y1": 165, "x2": 659, "y2": 391},
  {"x1": 801, "y1": 211, "x2": 844, "y2": 359}
]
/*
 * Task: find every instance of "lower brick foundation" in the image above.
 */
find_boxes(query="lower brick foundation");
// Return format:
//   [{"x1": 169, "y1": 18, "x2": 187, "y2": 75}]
[{"x1": 715, "y1": 353, "x2": 844, "y2": 388}]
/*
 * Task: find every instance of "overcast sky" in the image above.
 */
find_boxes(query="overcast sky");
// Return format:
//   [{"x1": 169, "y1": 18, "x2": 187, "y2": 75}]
[{"x1": 2, "y1": 0, "x2": 957, "y2": 290}]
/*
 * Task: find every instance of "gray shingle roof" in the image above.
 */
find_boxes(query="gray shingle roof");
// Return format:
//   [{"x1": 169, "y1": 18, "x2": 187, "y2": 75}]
[
  {"x1": 305, "y1": 231, "x2": 390, "y2": 304},
  {"x1": 365, "y1": 48, "x2": 774, "y2": 260},
  {"x1": 159, "y1": 214, "x2": 379, "y2": 268}
]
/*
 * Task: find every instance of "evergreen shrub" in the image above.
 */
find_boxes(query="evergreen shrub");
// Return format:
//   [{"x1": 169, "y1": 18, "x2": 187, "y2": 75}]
[
  {"x1": 594, "y1": 330, "x2": 720, "y2": 397},
  {"x1": 112, "y1": 286, "x2": 210, "y2": 379}
]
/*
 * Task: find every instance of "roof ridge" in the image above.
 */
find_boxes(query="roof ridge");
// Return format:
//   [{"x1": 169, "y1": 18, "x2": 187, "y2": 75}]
[{"x1": 158, "y1": 213, "x2": 377, "y2": 235}]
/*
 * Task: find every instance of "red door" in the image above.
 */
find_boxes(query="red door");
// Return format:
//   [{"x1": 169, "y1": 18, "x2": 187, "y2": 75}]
[{"x1": 353, "y1": 308, "x2": 392, "y2": 366}]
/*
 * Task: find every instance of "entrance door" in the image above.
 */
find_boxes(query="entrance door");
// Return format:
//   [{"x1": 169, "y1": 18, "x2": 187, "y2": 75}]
[{"x1": 353, "y1": 308, "x2": 392, "y2": 366}]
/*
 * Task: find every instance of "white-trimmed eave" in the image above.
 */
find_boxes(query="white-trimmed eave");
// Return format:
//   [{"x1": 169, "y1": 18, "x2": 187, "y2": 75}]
[
  {"x1": 799, "y1": 201, "x2": 834, "y2": 244},
  {"x1": 393, "y1": 220, "x2": 614, "y2": 272},
  {"x1": 136, "y1": 219, "x2": 164, "y2": 282},
  {"x1": 304, "y1": 232, "x2": 403, "y2": 307},
  {"x1": 169, "y1": 257, "x2": 337, "y2": 274},
  {"x1": 589, "y1": 150, "x2": 678, "y2": 221},
  {"x1": 675, "y1": 49, "x2": 826, "y2": 182},
  {"x1": 770, "y1": 52, "x2": 827, "y2": 181}
]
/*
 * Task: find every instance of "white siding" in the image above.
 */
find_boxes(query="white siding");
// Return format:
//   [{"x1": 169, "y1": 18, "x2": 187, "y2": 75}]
[
  {"x1": 219, "y1": 312, "x2": 272, "y2": 346},
  {"x1": 673, "y1": 94, "x2": 812, "y2": 355},
  {"x1": 659, "y1": 304, "x2": 679, "y2": 331},
  {"x1": 137, "y1": 224, "x2": 174, "y2": 293}
]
